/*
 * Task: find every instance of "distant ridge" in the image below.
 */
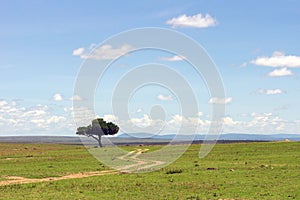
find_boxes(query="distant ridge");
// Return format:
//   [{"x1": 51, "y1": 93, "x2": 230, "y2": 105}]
[
  {"x1": 0, "y1": 133, "x2": 299, "y2": 145},
  {"x1": 0, "y1": 136, "x2": 83, "y2": 144},
  {"x1": 118, "y1": 133, "x2": 300, "y2": 141}
]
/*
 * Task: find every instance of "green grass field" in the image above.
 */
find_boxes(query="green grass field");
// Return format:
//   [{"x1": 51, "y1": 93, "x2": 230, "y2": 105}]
[{"x1": 0, "y1": 142, "x2": 299, "y2": 200}]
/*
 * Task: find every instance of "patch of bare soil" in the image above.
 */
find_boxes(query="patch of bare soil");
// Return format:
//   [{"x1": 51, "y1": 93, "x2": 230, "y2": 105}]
[
  {"x1": 0, "y1": 148, "x2": 165, "y2": 186},
  {"x1": 117, "y1": 148, "x2": 165, "y2": 172},
  {"x1": 0, "y1": 170, "x2": 119, "y2": 186}
]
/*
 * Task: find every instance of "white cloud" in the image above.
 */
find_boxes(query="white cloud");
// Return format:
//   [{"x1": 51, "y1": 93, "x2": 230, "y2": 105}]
[
  {"x1": 265, "y1": 89, "x2": 284, "y2": 95},
  {"x1": 0, "y1": 100, "x2": 8, "y2": 107},
  {"x1": 69, "y1": 95, "x2": 83, "y2": 101},
  {"x1": 167, "y1": 114, "x2": 208, "y2": 132},
  {"x1": 223, "y1": 117, "x2": 240, "y2": 125},
  {"x1": 47, "y1": 116, "x2": 66, "y2": 124},
  {"x1": 118, "y1": 114, "x2": 165, "y2": 134},
  {"x1": 275, "y1": 123, "x2": 285, "y2": 131},
  {"x1": 197, "y1": 112, "x2": 203, "y2": 117},
  {"x1": 160, "y1": 55, "x2": 185, "y2": 61},
  {"x1": 258, "y1": 89, "x2": 285, "y2": 95},
  {"x1": 73, "y1": 44, "x2": 133, "y2": 60},
  {"x1": 52, "y1": 93, "x2": 63, "y2": 101},
  {"x1": 63, "y1": 107, "x2": 73, "y2": 112},
  {"x1": 72, "y1": 107, "x2": 95, "y2": 126},
  {"x1": 103, "y1": 114, "x2": 118, "y2": 123},
  {"x1": 130, "y1": 114, "x2": 152, "y2": 128},
  {"x1": 166, "y1": 13, "x2": 217, "y2": 28},
  {"x1": 52, "y1": 94, "x2": 84, "y2": 102},
  {"x1": 168, "y1": 114, "x2": 185, "y2": 125},
  {"x1": 239, "y1": 62, "x2": 248, "y2": 68},
  {"x1": 136, "y1": 108, "x2": 143, "y2": 113},
  {"x1": 7, "y1": 118, "x2": 18, "y2": 124},
  {"x1": 23, "y1": 109, "x2": 47, "y2": 117},
  {"x1": 209, "y1": 97, "x2": 232, "y2": 104},
  {"x1": 248, "y1": 113, "x2": 274, "y2": 128},
  {"x1": 168, "y1": 115, "x2": 204, "y2": 126},
  {"x1": 2, "y1": 99, "x2": 300, "y2": 135},
  {"x1": 31, "y1": 119, "x2": 45, "y2": 124},
  {"x1": 72, "y1": 47, "x2": 85, "y2": 56},
  {"x1": 157, "y1": 94, "x2": 173, "y2": 101},
  {"x1": 267, "y1": 68, "x2": 293, "y2": 77},
  {"x1": 0, "y1": 101, "x2": 75, "y2": 135},
  {"x1": 220, "y1": 113, "x2": 300, "y2": 134},
  {"x1": 251, "y1": 51, "x2": 300, "y2": 68}
]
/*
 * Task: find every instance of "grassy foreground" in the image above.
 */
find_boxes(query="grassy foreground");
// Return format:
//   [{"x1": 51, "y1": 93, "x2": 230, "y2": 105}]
[{"x1": 0, "y1": 142, "x2": 299, "y2": 199}]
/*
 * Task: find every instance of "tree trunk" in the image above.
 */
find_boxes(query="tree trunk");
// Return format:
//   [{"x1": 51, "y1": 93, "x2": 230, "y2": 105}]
[
  {"x1": 89, "y1": 135, "x2": 103, "y2": 147},
  {"x1": 98, "y1": 135, "x2": 103, "y2": 147}
]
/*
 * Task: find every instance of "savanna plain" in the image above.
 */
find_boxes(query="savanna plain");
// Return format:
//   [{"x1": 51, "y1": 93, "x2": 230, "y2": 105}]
[{"x1": 0, "y1": 141, "x2": 299, "y2": 200}]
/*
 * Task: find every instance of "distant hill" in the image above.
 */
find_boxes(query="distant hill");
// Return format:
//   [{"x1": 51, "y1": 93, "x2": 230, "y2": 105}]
[
  {"x1": 0, "y1": 136, "x2": 84, "y2": 144},
  {"x1": 0, "y1": 133, "x2": 299, "y2": 145},
  {"x1": 118, "y1": 133, "x2": 300, "y2": 141}
]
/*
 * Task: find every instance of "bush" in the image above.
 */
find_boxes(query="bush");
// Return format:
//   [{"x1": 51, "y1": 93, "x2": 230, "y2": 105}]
[{"x1": 165, "y1": 169, "x2": 183, "y2": 174}]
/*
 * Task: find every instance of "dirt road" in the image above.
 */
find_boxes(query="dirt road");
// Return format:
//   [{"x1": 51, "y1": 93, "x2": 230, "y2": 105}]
[{"x1": 0, "y1": 148, "x2": 164, "y2": 186}]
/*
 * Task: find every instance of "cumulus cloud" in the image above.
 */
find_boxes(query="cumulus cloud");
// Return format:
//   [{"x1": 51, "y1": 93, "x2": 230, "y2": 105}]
[
  {"x1": 266, "y1": 89, "x2": 284, "y2": 95},
  {"x1": 247, "y1": 112, "x2": 274, "y2": 128},
  {"x1": 124, "y1": 114, "x2": 209, "y2": 134},
  {"x1": 166, "y1": 13, "x2": 217, "y2": 28},
  {"x1": 0, "y1": 101, "x2": 74, "y2": 135},
  {"x1": 221, "y1": 113, "x2": 300, "y2": 134},
  {"x1": 239, "y1": 62, "x2": 248, "y2": 68},
  {"x1": 136, "y1": 108, "x2": 143, "y2": 113},
  {"x1": 69, "y1": 95, "x2": 83, "y2": 101},
  {"x1": 130, "y1": 114, "x2": 152, "y2": 128},
  {"x1": 103, "y1": 114, "x2": 118, "y2": 123},
  {"x1": 157, "y1": 94, "x2": 174, "y2": 101},
  {"x1": 72, "y1": 44, "x2": 133, "y2": 60},
  {"x1": 267, "y1": 68, "x2": 293, "y2": 77},
  {"x1": 23, "y1": 108, "x2": 47, "y2": 117},
  {"x1": 257, "y1": 89, "x2": 285, "y2": 95},
  {"x1": 50, "y1": 110, "x2": 300, "y2": 134},
  {"x1": 72, "y1": 106, "x2": 95, "y2": 126},
  {"x1": 166, "y1": 114, "x2": 209, "y2": 133},
  {"x1": 1, "y1": 99, "x2": 300, "y2": 135},
  {"x1": 52, "y1": 93, "x2": 63, "y2": 101},
  {"x1": 72, "y1": 47, "x2": 85, "y2": 56},
  {"x1": 160, "y1": 55, "x2": 185, "y2": 61},
  {"x1": 168, "y1": 114, "x2": 185, "y2": 125},
  {"x1": 51, "y1": 94, "x2": 84, "y2": 102},
  {"x1": 222, "y1": 117, "x2": 240, "y2": 125},
  {"x1": 0, "y1": 100, "x2": 8, "y2": 107},
  {"x1": 251, "y1": 51, "x2": 300, "y2": 68},
  {"x1": 47, "y1": 116, "x2": 66, "y2": 124},
  {"x1": 209, "y1": 97, "x2": 232, "y2": 104},
  {"x1": 197, "y1": 112, "x2": 203, "y2": 117}
]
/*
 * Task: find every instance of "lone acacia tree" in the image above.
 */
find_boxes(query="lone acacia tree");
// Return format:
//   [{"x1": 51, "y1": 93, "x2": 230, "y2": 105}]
[{"x1": 76, "y1": 118, "x2": 119, "y2": 147}]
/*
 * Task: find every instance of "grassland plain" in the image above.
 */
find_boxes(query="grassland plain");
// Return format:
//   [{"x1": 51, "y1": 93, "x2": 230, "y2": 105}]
[{"x1": 0, "y1": 142, "x2": 299, "y2": 200}]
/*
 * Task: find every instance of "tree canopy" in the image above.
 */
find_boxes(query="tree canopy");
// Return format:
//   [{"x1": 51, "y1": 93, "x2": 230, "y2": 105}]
[{"x1": 76, "y1": 118, "x2": 119, "y2": 147}]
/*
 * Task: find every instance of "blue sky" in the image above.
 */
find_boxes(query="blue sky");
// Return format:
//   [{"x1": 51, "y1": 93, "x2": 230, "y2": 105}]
[{"x1": 1, "y1": 0, "x2": 300, "y2": 136}]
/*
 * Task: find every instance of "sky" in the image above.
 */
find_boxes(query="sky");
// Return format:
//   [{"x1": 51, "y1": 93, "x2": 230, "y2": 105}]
[{"x1": 1, "y1": 0, "x2": 300, "y2": 136}]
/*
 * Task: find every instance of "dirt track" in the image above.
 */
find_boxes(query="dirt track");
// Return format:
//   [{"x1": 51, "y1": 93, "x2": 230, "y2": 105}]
[
  {"x1": 0, "y1": 170, "x2": 119, "y2": 186},
  {"x1": 116, "y1": 148, "x2": 165, "y2": 172},
  {"x1": 0, "y1": 148, "x2": 164, "y2": 186}
]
